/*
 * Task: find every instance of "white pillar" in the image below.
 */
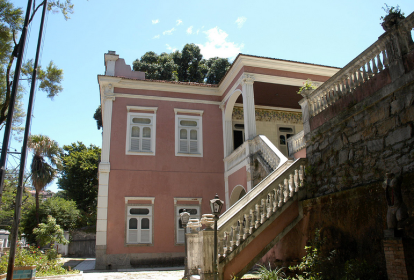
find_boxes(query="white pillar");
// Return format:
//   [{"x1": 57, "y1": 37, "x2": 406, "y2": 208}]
[
  {"x1": 96, "y1": 84, "x2": 115, "y2": 247},
  {"x1": 241, "y1": 74, "x2": 256, "y2": 140},
  {"x1": 224, "y1": 120, "x2": 233, "y2": 157}
]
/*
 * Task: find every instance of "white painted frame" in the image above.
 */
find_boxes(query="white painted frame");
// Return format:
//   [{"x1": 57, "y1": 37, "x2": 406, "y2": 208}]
[
  {"x1": 175, "y1": 204, "x2": 201, "y2": 244},
  {"x1": 125, "y1": 111, "x2": 157, "y2": 156},
  {"x1": 126, "y1": 205, "x2": 153, "y2": 244},
  {"x1": 175, "y1": 111, "x2": 203, "y2": 157}
]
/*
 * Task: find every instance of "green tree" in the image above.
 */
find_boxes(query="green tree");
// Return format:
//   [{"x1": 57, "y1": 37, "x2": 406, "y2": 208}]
[
  {"x1": 172, "y1": 43, "x2": 205, "y2": 83},
  {"x1": 21, "y1": 196, "x2": 80, "y2": 244},
  {"x1": 28, "y1": 134, "x2": 61, "y2": 226},
  {"x1": 0, "y1": 0, "x2": 74, "y2": 132},
  {"x1": 57, "y1": 142, "x2": 101, "y2": 226},
  {"x1": 205, "y1": 57, "x2": 231, "y2": 84},
  {"x1": 132, "y1": 51, "x2": 177, "y2": 81},
  {"x1": 93, "y1": 105, "x2": 102, "y2": 130},
  {"x1": 0, "y1": 172, "x2": 34, "y2": 230}
]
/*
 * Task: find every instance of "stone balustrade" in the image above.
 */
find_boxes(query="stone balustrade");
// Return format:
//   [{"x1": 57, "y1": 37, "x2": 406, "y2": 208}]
[
  {"x1": 217, "y1": 158, "x2": 306, "y2": 262},
  {"x1": 287, "y1": 130, "x2": 305, "y2": 158},
  {"x1": 301, "y1": 11, "x2": 414, "y2": 119},
  {"x1": 224, "y1": 135, "x2": 286, "y2": 172}
]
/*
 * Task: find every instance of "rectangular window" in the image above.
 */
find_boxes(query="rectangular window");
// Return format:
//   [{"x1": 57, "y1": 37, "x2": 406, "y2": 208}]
[
  {"x1": 126, "y1": 107, "x2": 157, "y2": 155},
  {"x1": 175, "y1": 109, "x2": 203, "y2": 157},
  {"x1": 126, "y1": 206, "x2": 153, "y2": 244},
  {"x1": 175, "y1": 205, "x2": 200, "y2": 244}
]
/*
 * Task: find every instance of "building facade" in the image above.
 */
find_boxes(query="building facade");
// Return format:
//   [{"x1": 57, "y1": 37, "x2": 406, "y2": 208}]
[{"x1": 95, "y1": 52, "x2": 339, "y2": 269}]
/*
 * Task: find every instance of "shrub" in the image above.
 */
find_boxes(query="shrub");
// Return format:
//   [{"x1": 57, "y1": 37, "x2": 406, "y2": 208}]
[{"x1": 257, "y1": 263, "x2": 287, "y2": 280}]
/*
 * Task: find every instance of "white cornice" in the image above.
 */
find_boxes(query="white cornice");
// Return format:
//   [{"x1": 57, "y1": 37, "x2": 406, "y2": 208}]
[
  {"x1": 115, "y1": 93, "x2": 221, "y2": 106},
  {"x1": 125, "y1": 197, "x2": 155, "y2": 204}
]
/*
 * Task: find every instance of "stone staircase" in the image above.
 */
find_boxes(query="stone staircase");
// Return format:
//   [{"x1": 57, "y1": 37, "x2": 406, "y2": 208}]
[{"x1": 217, "y1": 157, "x2": 306, "y2": 280}]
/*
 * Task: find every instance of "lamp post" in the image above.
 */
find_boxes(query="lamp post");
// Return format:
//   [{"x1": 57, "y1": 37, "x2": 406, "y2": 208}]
[
  {"x1": 180, "y1": 209, "x2": 191, "y2": 279},
  {"x1": 210, "y1": 194, "x2": 224, "y2": 280}
]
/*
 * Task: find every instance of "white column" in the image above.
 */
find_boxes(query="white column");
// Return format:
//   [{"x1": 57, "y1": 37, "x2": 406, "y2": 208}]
[
  {"x1": 241, "y1": 74, "x2": 256, "y2": 140},
  {"x1": 96, "y1": 84, "x2": 115, "y2": 247},
  {"x1": 224, "y1": 120, "x2": 233, "y2": 157}
]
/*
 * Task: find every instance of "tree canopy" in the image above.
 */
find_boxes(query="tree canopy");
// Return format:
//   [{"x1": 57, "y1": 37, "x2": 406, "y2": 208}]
[
  {"x1": 57, "y1": 142, "x2": 101, "y2": 226},
  {"x1": 0, "y1": 0, "x2": 70, "y2": 133},
  {"x1": 132, "y1": 43, "x2": 231, "y2": 84}
]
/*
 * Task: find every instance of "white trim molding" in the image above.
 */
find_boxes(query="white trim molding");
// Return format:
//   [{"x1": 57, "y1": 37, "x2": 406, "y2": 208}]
[
  {"x1": 173, "y1": 197, "x2": 202, "y2": 204},
  {"x1": 127, "y1": 106, "x2": 158, "y2": 113},
  {"x1": 175, "y1": 113, "x2": 203, "y2": 157},
  {"x1": 125, "y1": 111, "x2": 157, "y2": 156},
  {"x1": 174, "y1": 108, "x2": 204, "y2": 116},
  {"x1": 125, "y1": 197, "x2": 155, "y2": 204}
]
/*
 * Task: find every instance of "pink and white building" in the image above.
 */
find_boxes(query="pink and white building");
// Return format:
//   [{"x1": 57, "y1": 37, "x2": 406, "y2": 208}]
[{"x1": 95, "y1": 51, "x2": 339, "y2": 269}]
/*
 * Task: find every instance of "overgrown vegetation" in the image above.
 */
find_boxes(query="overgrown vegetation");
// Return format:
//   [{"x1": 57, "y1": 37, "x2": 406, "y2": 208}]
[
  {"x1": 297, "y1": 79, "x2": 317, "y2": 95},
  {"x1": 0, "y1": 245, "x2": 79, "y2": 276}
]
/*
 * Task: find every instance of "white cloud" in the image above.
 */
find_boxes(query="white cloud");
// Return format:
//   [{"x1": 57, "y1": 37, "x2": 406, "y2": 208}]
[
  {"x1": 153, "y1": 35, "x2": 160, "y2": 39},
  {"x1": 235, "y1": 16, "x2": 247, "y2": 28},
  {"x1": 186, "y1": 26, "x2": 193, "y2": 34},
  {"x1": 176, "y1": 19, "x2": 183, "y2": 26},
  {"x1": 197, "y1": 27, "x2": 244, "y2": 59},
  {"x1": 152, "y1": 19, "x2": 159, "y2": 24},
  {"x1": 163, "y1": 28, "x2": 175, "y2": 35},
  {"x1": 166, "y1": 44, "x2": 177, "y2": 52},
  {"x1": 196, "y1": 29, "x2": 200, "y2": 35}
]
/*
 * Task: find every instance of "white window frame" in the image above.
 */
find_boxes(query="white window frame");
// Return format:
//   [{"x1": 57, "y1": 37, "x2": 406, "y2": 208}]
[
  {"x1": 126, "y1": 205, "x2": 153, "y2": 244},
  {"x1": 125, "y1": 107, "x2": 157, "y2": 156},
  {"x1": 175, "y1": 109, "x2": 203, "y2": 157},
  {"x1": 175, "y1": 204, "x2": 201, "y2": 245}
]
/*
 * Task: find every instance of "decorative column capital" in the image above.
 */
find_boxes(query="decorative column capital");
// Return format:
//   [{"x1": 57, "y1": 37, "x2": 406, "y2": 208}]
[
  {"x1": 102, "y1": 84, "x2": 115, "y2": 101},
  {"x1": 240, "y1": 74, "x2": 254, "y2": 86}
]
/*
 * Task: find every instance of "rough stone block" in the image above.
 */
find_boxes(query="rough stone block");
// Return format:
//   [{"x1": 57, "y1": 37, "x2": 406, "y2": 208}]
[
  {"x1": 319, "y1": 137, "x2": 330, "y2": 150},
  {"x1": 349, "y1": 133, "x2": 361, "y2": 143},
  {"x1": 338, "y1": 150, "x2": 348, "y2": 165},
  {"x1": 377, "y1": 117, "x2": 397, "y2": 136},
  {"x1": 400, "y1": 106, "x2": 414, "y2": 124},
  {"x1": 332, "y1": 137, "x2": 343, "y2": 151},
  {"x1": 385, "y1": 126, "x2": 413, "y2": 146},
  {"x1": 367, "y1": 139, "x2": 384, "y2": 152},
  {"x1": 391, "y1": 99, "x2": 404, "y2": 115}
]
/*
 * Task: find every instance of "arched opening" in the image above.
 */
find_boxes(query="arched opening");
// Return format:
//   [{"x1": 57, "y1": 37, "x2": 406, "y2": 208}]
[
  {"x1": 229, "y1": 185, "x2": 246, "y2": 206},
  {"x1": 224, "y1": 89, "x2": 244, "y2": 156}
]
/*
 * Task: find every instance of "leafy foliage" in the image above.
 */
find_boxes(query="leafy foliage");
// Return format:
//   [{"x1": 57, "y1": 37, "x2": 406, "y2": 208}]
[
  {"x1": 380, "y1": 4, "x2": 405, "y2": 21},
  {"x1": 257, "y1": 263, "x2": 287, "y2": 280},
  {"x1": 0, "y1": 245, "x2": 79, "y2": 276},
  {"x1": 132, "y1": 43, "x2": 231, "y2": 84},
  {"x1": 33, "y1": 215, "x2": 68, "y2": 259},
  {"x1": 297, "y1": 79, "x2": 317, "y2": 95},
  {"x1": 93, "y1": 105, "x2": 102, "y2": 130},
  {"x1": 21, "y1": 196, "x2": 80, "y2": 244},
  {"x1": 57, "y1": 142, "x2": 101, "y2": 227},
  {"x1": 0, "y1": 173, "x2": 34, "y2": 230}
]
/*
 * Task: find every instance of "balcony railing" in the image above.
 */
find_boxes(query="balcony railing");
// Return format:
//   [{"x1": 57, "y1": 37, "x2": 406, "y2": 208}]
[
  {"x1": 287, "y1": 130, "x2": 305, "y2": 158},
  {"x1": 301, "y1": 11, "x2": 414, "y2": 118}
]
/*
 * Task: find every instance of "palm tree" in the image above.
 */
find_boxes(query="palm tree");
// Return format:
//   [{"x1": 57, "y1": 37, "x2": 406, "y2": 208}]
[{"x1": 28, "y1": 135, "x2": 61, "y2": 226}]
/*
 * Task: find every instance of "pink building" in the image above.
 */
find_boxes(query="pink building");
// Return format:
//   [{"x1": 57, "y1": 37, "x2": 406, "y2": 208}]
[{"x1": 95, "y1": 51, "x2": 339, "y2": 269}]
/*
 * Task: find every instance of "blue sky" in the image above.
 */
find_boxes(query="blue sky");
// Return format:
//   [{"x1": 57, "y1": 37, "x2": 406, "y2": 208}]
[{"x1": 6, "y1": 0, "x2": 414, "y2": 192}]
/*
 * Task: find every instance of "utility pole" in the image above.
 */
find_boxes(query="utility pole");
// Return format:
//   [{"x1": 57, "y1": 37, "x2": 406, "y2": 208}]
[
  {"x1": 6, "y1": 1, "x2": 48, "y2": 279},
  {"x1": 0, "y1": 0, "x2": 33, "y2": 205}
]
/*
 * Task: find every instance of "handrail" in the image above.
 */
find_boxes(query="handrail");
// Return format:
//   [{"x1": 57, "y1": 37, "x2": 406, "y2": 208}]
[
  {"x1": 301, "y1": 11, "x2": 414, "y2": 118},
  {"x1": 223, "y1": 135, "x2": 287, "y2": 172},
  {"x1": 217, "y1": 158, "x2": 306, "y2": 261},
  {"x1": 287, "y1": 130, "x2": 305, "y2": 158}
]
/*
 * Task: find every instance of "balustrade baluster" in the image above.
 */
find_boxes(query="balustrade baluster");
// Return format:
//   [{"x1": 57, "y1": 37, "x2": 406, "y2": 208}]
[
  {"x1": 224, "y1": 232, "x2": 231, "y2": 255},
  {"x1": 299, "y1": 165, "x2": 304, "y2": 186},
  {"x1": 349, "y1": 71, "x2": 355, "y2": 89},
  {"x1": 362, "y1": 63, "x2": 368, "y2": 81},
  {"x1": 372, "y1": 57, "x2": 378, "y2": 75},
  {"x1": 243, "y1": 214, "x2": 249, "y2": 239},
  {"x1": 294, "y1": 169, "x2": 299, "y2": 192},
  {"x1": 267, "y1": 194, "x2": 273, "y2": 218},
  {"x1": 230, "y1": 226, "x2": 237, "y2": 250},
  {"x1": 353, "y1": 71, "x2": 359, "y2": 88},
  {"x1": 273, "y1": 188, "x2": 278, "y2": 212},
  {"x1": 358, "y1": 67, "x2": 363, "y2": 86},
  {"x1": 249, "y1": 209, "x2": 254, "y2": 234},
  {"x1": 278, "y1": 184, "x2": 283, "y2": 207},
  {"x1": 289, "y1": 174, "x2": 294, "y2": 196},
  {"x1": 283, "y1": 179, "x2": 289, "y2": 202},
  {"x1": 345, "y1": 76, "x2": 350, "y2": 93},
  {"x1": 336, "y1": 83, "x2": 342, "y2": 100},
  {"x1": 367, "y1": 59, "x2": 373, "y2": 77},
  {"x1": 255, "y1": 204, "x2": 260, "y2": 228},
  {"x1": 377, "y1": 53, "x2": 383, "y2": 72},
  {"x1": 236, "y1": 220, "x2": 242, "y2": 245},
  {"x1": 382, "y1": 49, "x2": 389, "y2": 67}
]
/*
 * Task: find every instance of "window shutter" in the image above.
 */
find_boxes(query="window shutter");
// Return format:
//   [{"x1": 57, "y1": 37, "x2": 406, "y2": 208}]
[
  {"x1": 178, "y1": 229, "x2": 185, "y2": 243},
  {"x1": 180, "y1": 140, "x2": 188, "y2": 153},
  {"x1": 131, "y1": 139, "x2": 140, "y2": 151},
  {"x1": 142, "y1": 139, "x2": 151, "y2": 151}
]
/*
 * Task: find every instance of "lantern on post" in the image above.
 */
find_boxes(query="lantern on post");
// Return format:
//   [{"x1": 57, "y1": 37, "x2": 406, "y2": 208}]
[
  {"x1": 210, "y1": 194, "x2": 224, "y2": 280},
  {"x1": 180, "y1": 209, "x2": 191, "y2": 279}
]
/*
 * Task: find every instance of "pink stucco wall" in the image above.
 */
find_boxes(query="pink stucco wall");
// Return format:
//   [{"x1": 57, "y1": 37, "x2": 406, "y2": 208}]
[
  {"x1": 227, "y1": 167, "x2": 248, "y2": 199},
  {"x1": 106, "y1": 94, "x2": 225, "y2": 255},
  {"x1": 294, "y1": 148, "x2": 306, "y2": 159}
]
